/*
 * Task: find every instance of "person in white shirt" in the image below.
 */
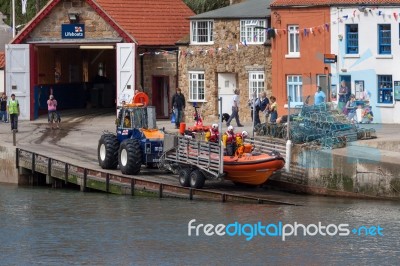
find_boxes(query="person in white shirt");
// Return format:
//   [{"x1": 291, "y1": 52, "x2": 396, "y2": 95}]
[{"x1": 226, "y1": 89, "x2": 243, "y2": 127}]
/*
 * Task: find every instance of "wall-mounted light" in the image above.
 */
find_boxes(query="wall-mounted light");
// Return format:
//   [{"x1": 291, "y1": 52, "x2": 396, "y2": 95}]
[
  {"x1": 338, "y1": 34, "x2": 343, "y2": 41},
  {"x1": 68, "y1": 13, "x2": 79, "y2": 24}
]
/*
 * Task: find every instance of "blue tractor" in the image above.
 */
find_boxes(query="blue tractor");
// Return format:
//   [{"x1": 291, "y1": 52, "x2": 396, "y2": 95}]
[{"x1": 97, "y1": 104, "x2": 164, "y2": 175}]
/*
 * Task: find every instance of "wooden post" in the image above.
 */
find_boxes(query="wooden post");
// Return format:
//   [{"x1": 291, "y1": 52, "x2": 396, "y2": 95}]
[
  {"x1": 15, "y1": 148, "x2": 19, "y2": 168},
  {"x1": 81, "y1": 168, "x2": 87, "y2": 192},
  {"x1": 189, "y1": 188, "x2": 193, "y2": 200},
  {"x1": 106, "y1": 173, "x2": 110, "y2": 193},
  {"x1": 159, "y1": 183, "x2": 163, "y2": 198},
  {"x1": 130, "y1": 178, "x2": 134, "y2": 196},
  {"x1": 64, "y1": 163, "x2": 68, "y2": 184}
]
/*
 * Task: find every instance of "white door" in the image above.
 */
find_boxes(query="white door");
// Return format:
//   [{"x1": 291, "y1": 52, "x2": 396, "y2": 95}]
[
  {"x1": 218, "y1": 73, "x2": 236, "y2": 115},
  {"x1": 116, "y1": 43, "x2": 136, "y2": 106},
  {"x1": 5, "y1": 44, "x2": 30, "y2": 120}
]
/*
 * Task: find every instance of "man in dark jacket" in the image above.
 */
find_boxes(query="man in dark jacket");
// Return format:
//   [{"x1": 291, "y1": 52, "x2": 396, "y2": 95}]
[{"x1": 172, "y1": 88, "x2": 186, "y2": 129}]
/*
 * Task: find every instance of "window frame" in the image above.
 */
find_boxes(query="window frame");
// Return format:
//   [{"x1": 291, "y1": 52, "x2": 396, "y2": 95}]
[
  {"x1": 377, "y1": 75, "x2": 393, "y2": 104},
  {"x1": 240, "y1": 19, "x2": 267, "y2": 44},
  {"x1": 346, "y1": 24, "x2": 359, "y2": 54},
  {"x1": 378, "y1": 24, "x2": 391, "y2": 55},
  {"x1": 288, "y1": 25, "x2": 300, "y2": 56},
  {"x1": 189, "y1": 71, "x2": 206, "y2": 102},
  {"x1": 287, "y1": 75, "x2": 303, "y2": 106},
  {"x1": 248, "y1": 71, "x2": 265, "y2": 99},
  {"x1": 190, "y1": 20, "x2": 214, "y2": 44}
]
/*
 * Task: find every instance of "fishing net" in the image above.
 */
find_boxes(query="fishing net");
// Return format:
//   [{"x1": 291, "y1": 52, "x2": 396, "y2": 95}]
[{"x1": 255, "y1": 102, "x2": 376, "y2": 149}]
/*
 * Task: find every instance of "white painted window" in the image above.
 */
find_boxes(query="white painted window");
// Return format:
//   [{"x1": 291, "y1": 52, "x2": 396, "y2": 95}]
[
  {"x1": 249, "y1": 71, "x2": 265, "y2": 98},
  {"x1": 189, "y1": 71, "x2": 205, "y2": 101},
  {"x1": 240, "y1": 20, "x2": 267, "y2": 44},
  {"x1": 191, "y1": 20, "x2": 213, "y2": 44},
  {"x1": 288, "y1": 25, "x2": 300, "y2": 55},
  {"x1": 287, "y1": 75, "x2": 303, "y2": 105}
]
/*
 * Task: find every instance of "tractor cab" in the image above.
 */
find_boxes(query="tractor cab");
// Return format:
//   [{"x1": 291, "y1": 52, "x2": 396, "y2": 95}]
[{"x1": 116, "y1": 105, "x2": 149, "y2": 142}]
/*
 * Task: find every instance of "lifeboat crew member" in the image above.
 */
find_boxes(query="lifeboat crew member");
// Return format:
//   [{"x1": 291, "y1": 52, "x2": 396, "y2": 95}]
[
  {"x1": 205, "y1": 123, "x2": 220, "y2": 143},
  {"x1": 235, "y1": 131, "x2": 249, "y2": 157},
  {"x1": 222, "y1": 125, "x2": 236, "y2": 156}
]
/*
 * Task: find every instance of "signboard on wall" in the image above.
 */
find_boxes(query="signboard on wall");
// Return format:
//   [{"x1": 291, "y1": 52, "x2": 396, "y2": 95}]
[
  {"x1": 394, "y1": 81, "x2": 400, "y2": 101},
  {"x1": 355, "y1": 80, "x2": 364, "y2": 100},
  {"x1": 324, "y1": 54, "x2": 337, "y2": 63},
  {"x1": 61, "y1": 24, "x2": 85, "y2": 39}
]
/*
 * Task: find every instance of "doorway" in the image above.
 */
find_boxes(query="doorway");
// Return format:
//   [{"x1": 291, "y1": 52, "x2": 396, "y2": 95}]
[
  {"x1": 218, "y1": 73, "x2": 236, "y2": 115},
  {"x1": 317, "y1": 74, "x2": 329, "y2": 101},
  {"x1": 152, "y1": 76, "x2": 169, "y2": 119}
]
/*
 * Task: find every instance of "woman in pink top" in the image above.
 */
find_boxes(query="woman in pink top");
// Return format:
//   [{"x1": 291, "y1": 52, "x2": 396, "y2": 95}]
[{"x1": 47, "y1": 95, "x2": 59, "y2": 129}]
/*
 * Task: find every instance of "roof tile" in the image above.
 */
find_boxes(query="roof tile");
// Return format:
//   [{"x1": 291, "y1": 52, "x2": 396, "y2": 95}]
[
  {"x1": 271, "y1": 0, "x2": 400, "y2": 7},
  {"x1": 94, "y1": 0, "x2": 195, "y2": 46}
]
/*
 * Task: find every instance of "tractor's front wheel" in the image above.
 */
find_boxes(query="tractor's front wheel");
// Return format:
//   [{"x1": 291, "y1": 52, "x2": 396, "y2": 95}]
[
  {"x1": 118, "y1": 139, "x2": 142, "y2": 175},
  {"x1": 98, "y1": 134, "x2": 119, "y2": 169}
]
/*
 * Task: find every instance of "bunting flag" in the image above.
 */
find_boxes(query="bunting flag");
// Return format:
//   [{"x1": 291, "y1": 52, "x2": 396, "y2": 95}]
[{"x1": 394, "y1": 12, "x2": 398, "y2": 20}]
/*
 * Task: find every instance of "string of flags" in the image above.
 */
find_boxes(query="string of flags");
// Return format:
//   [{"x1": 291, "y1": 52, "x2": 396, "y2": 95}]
[
  {"x1": 140, "y1": 7, "x2": 400, "y2": 58},
  {"x1": 270, "y1": 7, "x2": 400, "y2": 37},
  {"x1": 139, "y1": 50, "x2": 177, "y2": 56}
]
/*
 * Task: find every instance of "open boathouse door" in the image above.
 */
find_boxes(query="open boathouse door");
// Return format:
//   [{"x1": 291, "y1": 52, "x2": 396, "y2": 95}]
[{"x1": 5, "y1": 44, "x2": 32, "y2": 120}]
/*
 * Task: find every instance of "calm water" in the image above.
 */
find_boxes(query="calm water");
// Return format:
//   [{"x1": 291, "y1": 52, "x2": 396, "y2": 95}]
[{"x1": 0, "y1": 184, "x2": 399, "y2": 265}]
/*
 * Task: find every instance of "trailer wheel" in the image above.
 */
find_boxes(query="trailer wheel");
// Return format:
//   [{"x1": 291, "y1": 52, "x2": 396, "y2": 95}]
[
  {"x1": 190, "y1": 170, "x2": 205, "y2": 189},
  {"x1": 119, "y1": 139, "x2": 142, "y2": 175},
  {"x1": 98, "y1": 134, "x2": 119, "y2": 169},
  {"x1": 178, "y1": 168, "x2": 191, "y2": 187}
]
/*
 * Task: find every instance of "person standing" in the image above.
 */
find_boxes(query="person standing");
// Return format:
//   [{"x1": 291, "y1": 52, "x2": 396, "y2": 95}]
[
  {"x1": 7, "y1": 94, "x2": 20, "y2": 132},
  {"x1": 171, "y1": 88, "x2": 186, "y2": 129},
  {"x1": 47, "y1": 95, "x2": 60, "y2": 129},
  {"x1": 0, "y1": 93, "x2": 8, "y2": 122},
  {"x1": 248, "y1": 94, "x2": 261, "y2": 126},
  {"x1": 338, "y1": 80, "x2": 349, "y2": 113},
  {"x1": 314, "y1": 86, "x2": 326, "y2": 105},
  {"x1": 269, "y1": 96, "x2": 278, "y2": 123},
  {"x1": 259, "y1": 91, "x2": 270, "y2": 124},
  {"x1": 226, "y1": 89, "x2": 243, "y2": 127}
]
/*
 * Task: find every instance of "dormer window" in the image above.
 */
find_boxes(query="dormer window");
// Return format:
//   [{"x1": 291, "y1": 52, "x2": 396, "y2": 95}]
[{"x1": 191, "y1": 20, "x2": 214, "y2": 44}]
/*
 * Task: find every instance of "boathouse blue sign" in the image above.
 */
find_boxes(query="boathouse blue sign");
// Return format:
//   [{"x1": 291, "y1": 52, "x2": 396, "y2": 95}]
[{"x1": 61, "y1": 24, "x2": 85, "y2": 39}]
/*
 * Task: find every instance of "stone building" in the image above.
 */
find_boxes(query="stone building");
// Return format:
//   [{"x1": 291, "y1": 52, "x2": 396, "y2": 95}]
[{"x1": 178, "y1": 0, "x2": 272, "y2": 124}]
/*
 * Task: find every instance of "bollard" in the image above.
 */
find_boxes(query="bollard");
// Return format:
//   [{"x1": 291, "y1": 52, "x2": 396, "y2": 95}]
[
  {"x1": 13, "y1": 130, "x2": 16, "y2": 146},
  {"x1": 285, "y1": 139, "x2": 292, "y2": 173}
]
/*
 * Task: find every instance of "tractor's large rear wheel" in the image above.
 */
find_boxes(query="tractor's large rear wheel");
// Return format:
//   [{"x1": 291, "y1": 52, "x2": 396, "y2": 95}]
[
  {"x1": 118, "y1": 139, "x2": 142, "y2": 175},
  {"x1": 98, "y1": 134, "x2": 119, "y2": 169}
]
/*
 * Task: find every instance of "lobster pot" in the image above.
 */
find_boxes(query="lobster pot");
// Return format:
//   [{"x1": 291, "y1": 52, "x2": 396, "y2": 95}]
[{"x1": 147, "y1": 106, "x2": 157, "y2": 129}]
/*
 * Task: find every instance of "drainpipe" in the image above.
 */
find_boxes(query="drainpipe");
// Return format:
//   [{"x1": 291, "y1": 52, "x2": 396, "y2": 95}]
[
  {"x1": 176, "y1": 49, "x2": 179, "y2": 89},
  {"x1": 285, "y1": 96, "x2": 292, "y2": 172}
]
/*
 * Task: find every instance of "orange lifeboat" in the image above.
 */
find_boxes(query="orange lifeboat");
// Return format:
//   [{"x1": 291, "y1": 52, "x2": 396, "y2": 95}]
[{"x1": 223, "y1": 151, "x2": 285, "y2": 185}]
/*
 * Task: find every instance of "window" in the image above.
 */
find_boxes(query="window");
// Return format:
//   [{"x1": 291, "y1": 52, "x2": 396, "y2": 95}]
[
  {"x1": 377, "y1": 75, "x2": 393, "y2": 104},
  {"x1": 191, "y1": 20, "x2": 213, "y2": 44},
  {"x1": 288, "y1": 25, "x2": 299, "y2": 55},
  {"x1": 346, "y1": 24, "x2": 358, "y2": 54},
  {"x1": 189, "y1": 71, "x2": 205, "y2": 101},
  {"x1": 378, "y1": 24, "x2": 391, "y2": 54},
  {"x1": 287, "y1": 75, "x2": 303, "y2": 105},
  {"x1": 248, "y1": 72, "x2": 265, "y2": 98},
  {"x1": 240, "y1": 20, "x2": 267, "y2": 44}
]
